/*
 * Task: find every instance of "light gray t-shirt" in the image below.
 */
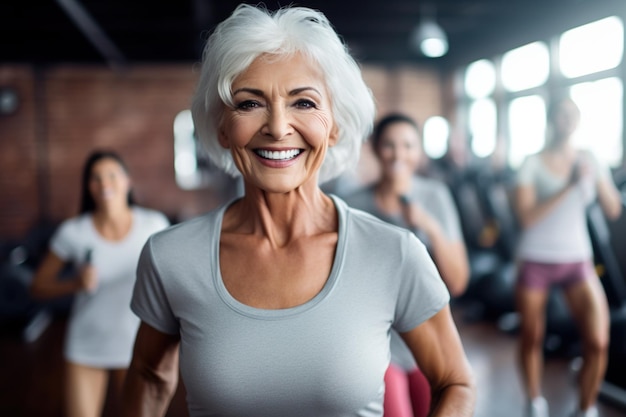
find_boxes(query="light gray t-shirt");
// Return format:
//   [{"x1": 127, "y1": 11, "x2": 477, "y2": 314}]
[
  {"x1": 51, "y1": 206, "x2": 169, "y2": 367},
  {"x1": 343, "y1": 176, "x2": 463, "y2": 247},
  {"x1": 343, "y1": 177, "x2": 462, "y2": 370},
  {"x1": 131, "y1": 195, "x2": 449, "y2": 417},
  {"x1": 515, "y1": 151, "x2": 608, "y2": 263}
]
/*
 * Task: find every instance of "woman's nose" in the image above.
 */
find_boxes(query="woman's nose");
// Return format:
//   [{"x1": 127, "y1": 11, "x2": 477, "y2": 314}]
[
  {"x1": 261, "y1": 107, "x2": 293, "y2": 140},
  {"x1": 92, "y1": 177, "x2": 112, "y2": 190}
]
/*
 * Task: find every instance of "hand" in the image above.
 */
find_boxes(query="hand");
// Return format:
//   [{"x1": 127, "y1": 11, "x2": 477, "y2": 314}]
[
  {"x1": 78, "y1": 264, "x2": 98, "y2": 293},
  {"x1": 569, "y1": 160, "x2": 581, "y2": 185},
  {"x1": 569, "y1": 158, "x2": 593, "y2": 186},
  {"x1": 399, "y1": 196, "x2": 433, "y2": 233}
]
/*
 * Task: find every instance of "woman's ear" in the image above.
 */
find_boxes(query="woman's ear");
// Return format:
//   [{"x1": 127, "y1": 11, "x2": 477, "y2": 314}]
[{"x1": 218, "y1": 128, "x2": 231, "y2": 149}]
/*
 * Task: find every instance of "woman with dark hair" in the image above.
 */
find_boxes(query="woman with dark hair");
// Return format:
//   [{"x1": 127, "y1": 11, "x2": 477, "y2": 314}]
[
  {"x1": 31, "y1": 149, "x2": 169, "y2": 417},
  {"x1": 78, "y1": 151, "x2": 136, "y2": 213},
  {"x1": 345, "y1": 113, "x2": 470, "y2": 417},
  {"x1": 514, "y1": 97, "x2": 622, "y2": 417}
]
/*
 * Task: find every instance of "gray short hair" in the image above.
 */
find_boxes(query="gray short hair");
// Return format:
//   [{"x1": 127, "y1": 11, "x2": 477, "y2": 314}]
[{"x1": 191, "y1": 4, "x2": 375, "y2": 183}]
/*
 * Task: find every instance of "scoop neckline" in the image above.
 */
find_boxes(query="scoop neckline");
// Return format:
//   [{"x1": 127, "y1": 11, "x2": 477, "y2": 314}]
[
  {"x1": 87, "y1": 207, "x2": 137, "y2": 244},
  {"x1": 212, "y1": 195, "x2": 347, "y2": 320}
]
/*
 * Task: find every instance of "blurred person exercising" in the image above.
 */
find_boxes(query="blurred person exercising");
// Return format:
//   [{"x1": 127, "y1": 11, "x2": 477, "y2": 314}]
[
  {"x1": 31, "y1": 150, "x2": 169, "y2": 417},
  {"x1": 345, "y1": 113, "x2": 469, "y2": 417},
  {"x1": 514, "y1": 97, "x2": 622, "y2": 417}
]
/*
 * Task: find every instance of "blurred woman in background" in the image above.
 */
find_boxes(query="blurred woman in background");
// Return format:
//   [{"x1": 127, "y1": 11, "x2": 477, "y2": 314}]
[
  {"x1": 31, "y1": 150, "x2": 169, "y2": 417},
  {"x1": 345, "y1": 113, "x2": 470, "y2": 417},
  {"x1": 514, "y1": 97, "x2": 622, "y2": 417}
]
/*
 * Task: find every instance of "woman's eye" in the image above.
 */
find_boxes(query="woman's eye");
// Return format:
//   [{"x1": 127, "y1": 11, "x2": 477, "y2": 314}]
[
  {"x1": 295, "y1": 99, "x2": 316, "y2": 109},
  {"x1": 236, "y1": 100, "x2": 260, "y2": 110}
]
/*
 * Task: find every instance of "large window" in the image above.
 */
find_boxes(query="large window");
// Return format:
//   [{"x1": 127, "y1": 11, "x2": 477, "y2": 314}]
[
  {"x1": 468, "y1": 98, "x2": 497, "y2": 158},
  {"x1": 507, "y1": 96, "x2": 546, "y2": 168},
  {"x1": 464, "y1": 59, "x2": 497, "y2": 158},
  {"x1": 173, "y1": 109, "x2": 201, "y2": 190},
  {"x1": 461, "y1": 14, "x2": 624, "y2": 170},
  {"x1": 501, "y1": 42, "x2": 550, "y2": 92},
  {"x1": 173, "y1": 109, "x2": 234, "y2": 190},
  {"x1": 423, "y1": 116, "x2": 450, "y2": 159},
  {"x1": 464, "y1": 59, "x2": 496, "y2": 99},
  {"x1": 560, "y1": 16, "x2": 624, "y2": 79},
  {"x1": 570, "y1": 77, "x2": 623, "y2": 167}
]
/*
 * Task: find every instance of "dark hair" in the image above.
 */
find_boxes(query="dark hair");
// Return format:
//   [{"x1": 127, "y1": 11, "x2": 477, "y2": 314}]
[
  {"x1": 79, "y1": 150, "x2": 135, "y2": 214},
  {"x1": 371, "y1": 113, "x2": 421, "y2": 152}
]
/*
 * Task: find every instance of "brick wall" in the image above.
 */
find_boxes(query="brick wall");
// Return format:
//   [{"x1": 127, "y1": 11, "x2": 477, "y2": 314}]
[
  {"x1": 0, "y1": 66, "x2": 40, "y2": 241},
  {"x1": 0, "y1": 62, "x2": 447, "y2": 242},
  {"x1": 358, "y1": 64, "x2": 446, "y2": 185}
]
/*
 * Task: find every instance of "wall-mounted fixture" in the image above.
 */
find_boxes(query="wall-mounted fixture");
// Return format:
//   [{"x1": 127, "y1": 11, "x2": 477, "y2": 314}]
[{"x1": 0, "y1": 87, "x2": 19, "y2": 115}]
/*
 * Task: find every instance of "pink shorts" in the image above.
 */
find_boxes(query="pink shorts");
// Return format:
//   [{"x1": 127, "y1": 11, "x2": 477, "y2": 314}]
[{"x1": 517, "y1": 260, "x2": 594, "y2": 290}]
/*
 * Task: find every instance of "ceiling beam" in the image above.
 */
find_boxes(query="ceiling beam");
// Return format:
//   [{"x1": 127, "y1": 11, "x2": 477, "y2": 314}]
[{"x1": 55, "y1": 0, "x2": 127, "y2": 70}]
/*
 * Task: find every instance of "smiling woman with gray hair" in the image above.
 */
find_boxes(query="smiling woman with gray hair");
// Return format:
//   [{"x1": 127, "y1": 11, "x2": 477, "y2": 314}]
[{"x1": 121, "y1": 4, "x2": 475, "y2": 417}]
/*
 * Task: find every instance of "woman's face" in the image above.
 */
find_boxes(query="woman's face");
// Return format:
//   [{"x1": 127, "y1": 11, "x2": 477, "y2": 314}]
[
  {"x1": 88, "y1": 158, "x2": 131, "y2": 210},
  {"x1": 218, "y1": 52, "x2": 338, "y2": 194},
  {"x1": 552, "y1": 99, "x2": 581, "y2": 139},
  {"x1": 376, "y1": 121, "x2": 422, "y2": 180}
]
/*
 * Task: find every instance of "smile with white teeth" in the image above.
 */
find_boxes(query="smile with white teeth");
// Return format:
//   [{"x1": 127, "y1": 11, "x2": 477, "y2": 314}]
[{"x1": 255, "y1": 149, "x2": 303, "y2": 160}]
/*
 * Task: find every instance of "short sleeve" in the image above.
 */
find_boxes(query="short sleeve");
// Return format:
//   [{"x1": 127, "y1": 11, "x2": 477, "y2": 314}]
[
  {"x1": 516, "y1": 154, "x2": 538, "y2": 186},
  {"x1": 137, "y1": 208, "x2": 170, "y2": 237},
  {"x1": 433, "y1": 185, "x2": 463, "y2": 242},
  {"x1": 393, "y1": 232, "x2": 450, "y2": 333},
  {"x1": 581, "y1": 150, "x2": 612, "y2": 181},
  {"x1": 150, "y1": 211, "x2": 171, "y2": 231},
  {"x1": 131, "y1": 237, "x2": 179, "y2": 335},
  {"x1": 49, "y1": 219, "x2": 83, "y2": 263}
]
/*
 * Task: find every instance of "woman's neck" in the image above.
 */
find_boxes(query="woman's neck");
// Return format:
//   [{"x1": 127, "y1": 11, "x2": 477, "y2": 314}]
[
  {"x1": 92, "y1": 205, "x2": 134, "y2": 240},
  {"x1": 224, "y1": 185, "x2": 337, "y2": 248},
  {"x1": 545, "y1": 139, "x2": 576, "y2": 158},
  {"x1": 374, "y1": 176, "x2": 415, "y2": 216},
  {"x1": 546, "y1": 133, "x2": 574, "y2": 151},
  {"x1": 376, "y1": 174, "x2": 413, "y2": 197}
]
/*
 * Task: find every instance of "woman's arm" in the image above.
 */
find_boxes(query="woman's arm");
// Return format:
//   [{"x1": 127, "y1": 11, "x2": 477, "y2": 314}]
[
  {"x1": 402, "y1": 204, "x2": 469, "y2": 296},
  {"x1": 423, "y1": 227, "x2": 468, "y2": 297},
  {"x1": 121, "y1": 322, "x2": 180, "y2": 417},
  {"x1": 596, "y1": 175, "x2": 622, "y2": 220},
  {"x1": 30, "y1": 251, "x2": 97, "y2": 299},
  {"x1": 514, "y1": 183, "x2": 573, "y2": 229},
  {"x1": 581, "y1": 150, "x2": 622, "y2": 220},
  {"x1": 420, "y1": 218, "x2": 468, "y2": 296},
  {"x1": 402, "y1": 305, "x2": 475, "y2": 417}
]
